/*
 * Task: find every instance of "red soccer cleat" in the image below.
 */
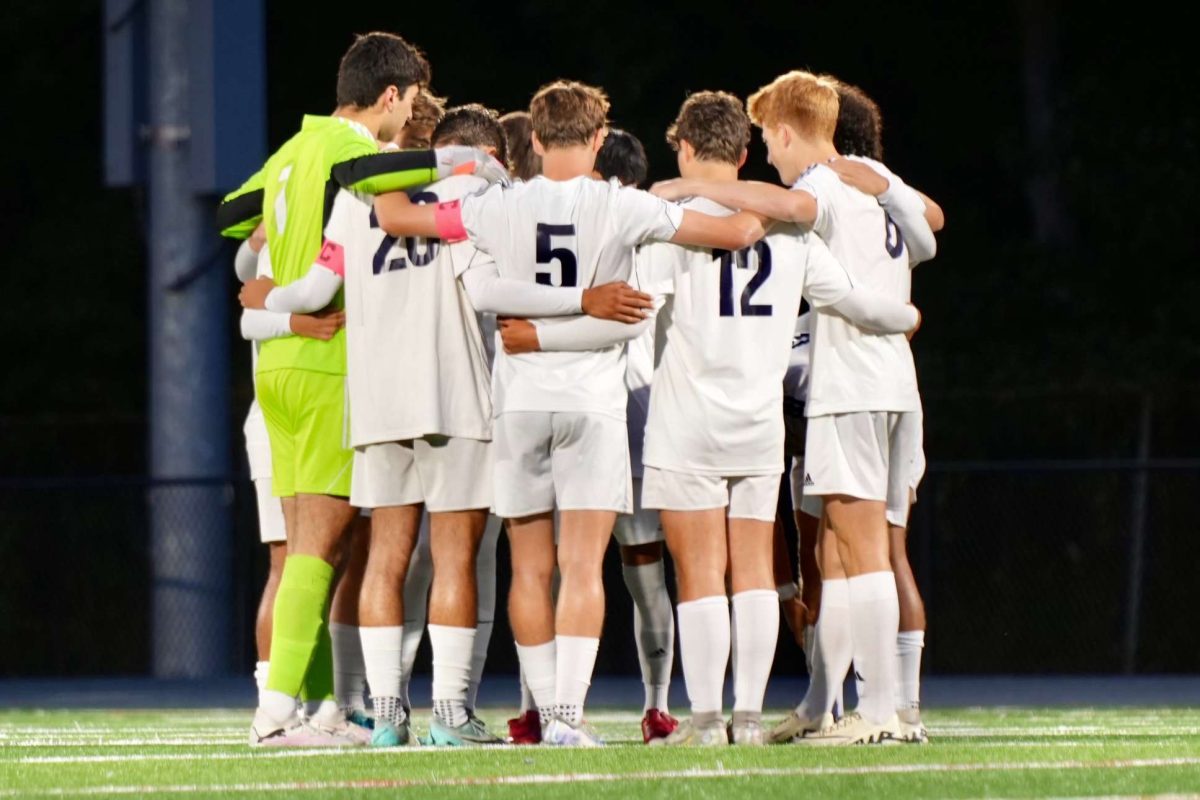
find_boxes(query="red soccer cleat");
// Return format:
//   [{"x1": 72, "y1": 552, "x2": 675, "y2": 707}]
[
  {"x1": 507, "y1": 709, "x2": 542, "y2": 744},
  {"x1": 641, "y1": 708, "x2": 679, "y2": 743}
]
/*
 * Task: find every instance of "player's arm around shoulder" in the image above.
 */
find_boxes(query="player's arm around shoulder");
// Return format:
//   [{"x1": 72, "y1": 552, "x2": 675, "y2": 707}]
[{"x1": 652, "y1": 177, "x2": 818, "y2": 228}]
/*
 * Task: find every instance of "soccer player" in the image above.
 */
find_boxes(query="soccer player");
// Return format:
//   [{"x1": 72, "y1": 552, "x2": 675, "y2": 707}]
[
  {"x1": 592, "y1": 127, "x2": 677, "y2": 742},
  {"x1": 603, "y1": 91, "x2": 917, "y2": 747},
  {"x1": 652, "y1": 70, "x2": 936, "y2": 745},
  {"x1": 397, "y1": 89, "x2": 446, "y2": 149},
  {"x1": 499, "y1": 111, "x2": 541, "y2": 181},
  {"x1": 368, "y1": 79, "x2": 771, "y2": 746},
  {"x1": 218, "y1": 31, "x2": 500, "y2": 748}
]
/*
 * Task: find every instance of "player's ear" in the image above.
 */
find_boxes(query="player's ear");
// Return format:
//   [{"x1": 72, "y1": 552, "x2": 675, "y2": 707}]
[
  {"x1": 592, "y1": 128, "x2": 607, "y2": 153},
  {"x1": 736, "y1": 149, "x2": 748, "y2": 169},
  {"x1": 531, "y1": 131, "x2": 546, "y2": 157}
]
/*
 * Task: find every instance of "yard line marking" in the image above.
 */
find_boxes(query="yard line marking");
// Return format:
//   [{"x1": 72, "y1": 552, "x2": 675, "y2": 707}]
[{"x1": 4, "y1": 756, "x2": 1200, "y2": 796}]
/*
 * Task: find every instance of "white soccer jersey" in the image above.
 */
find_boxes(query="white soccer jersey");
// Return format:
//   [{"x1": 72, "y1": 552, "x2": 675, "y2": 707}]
[
  {"x1": 783, "y1": 311, "x2": 813, "y2": 405},
  {"x1": 797, "y1": 164, "x2": 921, "y2": 417},
  {"x1": 461, "y1": 176, "x2": 684, "y2": 419},
  {"x1": 624, "y1": 319, "x2": 656, "y2": 477},
  {"x1": 640, "y1": 197, "x2": 853, "y2": 476},
  {"x1": 328, "y1": 175, "x2": 495, "y2": 447}
]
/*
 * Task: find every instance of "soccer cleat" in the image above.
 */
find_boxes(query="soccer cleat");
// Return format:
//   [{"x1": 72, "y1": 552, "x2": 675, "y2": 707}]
[
  {"x1": 370, "y1": 718, "x2": 413, "y2": 747},
  {"x1": 507, "y1": 709, "x2": 542, "y2": 744},
  {"x1": 729, "y1": 719, "x2": 766, "y2": 746},
  {"x1": 897, "y1": 707, "x2": 929, "y2": 744},
  {"x1": 347, "y1": 709, "x2": 375, "y2": 730},
  {"x1": 649, "y1": 718, "x2": 728, "y2": 747},
  {"x1": 250, "y1": 710, "x2": 364, "y2": 748},
  {"x1": 641, "y1": 709, "x2": 679, "y2": 743},
  {"x1": 767, "y1": 709, "x2": 834, "y2": 744},
  {"x1": 428, "y1": 715, "x2": 506, "y2": 746},
  {"x1": 542, "y1": 717, "x2": 604, "y2": 747},
  {"x1": 794, "y1": 711, "x2": 900, "y2": 746}
]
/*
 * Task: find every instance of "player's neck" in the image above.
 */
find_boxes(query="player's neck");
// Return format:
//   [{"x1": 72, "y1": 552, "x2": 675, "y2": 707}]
[
  {"x1": 680, "y1": 161, "x2": 739, "y2": 182},
  {"x1": 798, "y1": 141, "x2": 839, "y2": 173},
  {"x1": 333, "y1": 106, "x2": 381, "y2": 140},
  {"x1": 540, "y1": 146, "x2": 596, "y2": 181}
]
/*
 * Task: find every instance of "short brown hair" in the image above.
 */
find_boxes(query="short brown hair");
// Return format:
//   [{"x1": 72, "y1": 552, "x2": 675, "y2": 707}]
[
  {"x1": 500, "y1": 111, "x2": 541, "y2": 180},
  {"x1": 666, "y1": 91, "x2": 750, "y2": 165},
  {"x1": 433, "y1": 104, "x2": 509, "y2": 167},
  {"x1": 834, "y1": 82, "x2": 884, "y2": 161},
  {"x1": 397, "y1": 89, "x2": 446, "y2": 149},
  {"x1": 336, "y1": 32, "x2": 431, "y2": 108},
  {"x1": 746, "y1": 70, "x2": 839, "y2": 141},
  {"x1": 529, "y1": 80, "x2": 610, "y2": 149}
]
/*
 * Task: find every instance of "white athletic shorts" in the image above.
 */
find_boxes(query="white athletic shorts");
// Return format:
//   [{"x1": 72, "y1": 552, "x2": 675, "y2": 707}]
[
  {"x1": 253, "y1": 477, "x2": 286, "y2": 544},
  {"x1": 350, "y1": 435, "x2": 492, "y2": 513},
  {"x1": 641, "y1": 466, "x2": 780, "y2": 522},
  {"x1": 613, "y1": 477, "x2": 663, "y2": 546},
  {"x1": 790, "y1": 456, "x2": 823, "y2": 521},
  {"x1": 492, "y1": 411, "x2": 632, "y2": 518},
  {"x1": 803, "y1": 411, "x2": 925, "y2": 527},
  {"x1": 244, "y1": 401, "x2": 273, "y2": 481}
]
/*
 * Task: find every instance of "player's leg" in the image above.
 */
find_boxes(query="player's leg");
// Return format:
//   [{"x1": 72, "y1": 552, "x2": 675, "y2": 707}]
[
  {"x1": 466, "y1": 515, "x2": 502, "y2": 717},
  {"x1": 727, "y1": 474, "x2": 783, "y2": 745},
  {"x1": 887, "y1": 411, "x2": 927, "y2": 742},
  {"x1": 644, "y1": 467, "x2": 730, "y2": 747},
  {"x1": 492, "y1": 412, "x2": 558, "y2": 739},
  {"x1": 415, "y1": 434, "x2": 501, "y2": 745},
  {"x1": 330, "y1": 515, "x2": 369, "y2": 718},
  {"x1": 352, "y1": 441, "x2": 426, "y2": 746},
  {"x1": 399, "y1": 514, "x2": 432, "y2": 715},
  {"x1": 252, "y1": 472, "x2": 287, "y2": 696},
  {"x1": 614, "y1": 479, "x2": 677, "y2": 742}
]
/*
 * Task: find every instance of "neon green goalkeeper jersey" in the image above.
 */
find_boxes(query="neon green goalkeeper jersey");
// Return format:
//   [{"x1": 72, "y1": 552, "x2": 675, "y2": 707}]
[{"x1": 223, "y1": 115, "x2": 377, "y2": 375}]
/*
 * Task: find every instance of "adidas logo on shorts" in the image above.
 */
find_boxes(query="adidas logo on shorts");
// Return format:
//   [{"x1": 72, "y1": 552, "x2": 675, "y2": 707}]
[{"x1": 804, "y1": 473, "x2": 815, "y2": 487}]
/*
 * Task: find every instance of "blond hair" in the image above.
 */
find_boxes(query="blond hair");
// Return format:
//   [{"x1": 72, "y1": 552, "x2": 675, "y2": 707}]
[
  {"x1": 529, "y1": 80, "x2": 610, "y2": 148},
  {"x1": 746, "y1": 70, "x2": 839, "y2": 141}
]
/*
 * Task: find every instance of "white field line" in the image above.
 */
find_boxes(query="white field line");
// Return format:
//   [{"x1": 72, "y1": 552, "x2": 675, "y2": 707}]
[{"x1": 3, "y1": 757, "x2": 1200, "y2": 797}]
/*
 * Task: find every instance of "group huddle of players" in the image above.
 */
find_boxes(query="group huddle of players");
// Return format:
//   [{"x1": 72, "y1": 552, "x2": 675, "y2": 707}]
[{"x1": 218, "y1": 29, "x2": 944, "y2": 749}]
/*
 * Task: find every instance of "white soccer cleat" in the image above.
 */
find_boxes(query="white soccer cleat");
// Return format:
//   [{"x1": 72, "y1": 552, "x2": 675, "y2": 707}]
[
  {"x1": 897, "y1": 707, "x2": 929, "y2": 744},
  {"x1": 249, "y1": 709, "x2": 366, "y2": 748},
  {"x1": 794, "y1": 711, "x2": 900, "y2": 746},
  {"x1": 542, "y1": 717, "x2": 604, "y2": 747},
  {"x1": 649, "y1": 718, "x2": 728, "y2": 747},
  {"x1": 767, "y1": 709, "x2": 833, "y2": 744},
  {"x1": 729, "y1": 719, "x2": 766, "y2": 746}
]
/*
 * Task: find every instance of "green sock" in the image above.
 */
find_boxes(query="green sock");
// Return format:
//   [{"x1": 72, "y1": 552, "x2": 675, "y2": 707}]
[
  {"x1": 302, "y1": 618, "x2": 336, "y2": 704},
  {"x1": 266, "y1": 554, "x2": 334, "y2": 697}
]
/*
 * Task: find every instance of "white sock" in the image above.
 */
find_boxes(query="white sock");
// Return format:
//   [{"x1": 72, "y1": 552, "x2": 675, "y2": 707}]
[
  {"x1": 360, "y1": 625, "x2": 404, "y2": 705},
  {"x1": 254, "y1": 660, "x2": 270, "y2": 693},
  {"x1": 896, "y1": 629, "x2": 925, "y2": 711},
  {"x1": 429, "y1": 624, "x2": 475, "y2": 728},
  {"x1": 467, "y1": 620, "x2": 493, "y2": 711},
  {"x1": 676, "y1": 595, "x2": 730, "y2": 715},
  {"x1": 847, "y1": 571, "x2": 900, "y2": 724},
  {"x1": 731, "y1": 590, "x2": 778, "y2": 714},
  {"x1": 258, "y1": 688, "x2": 297, "y2": 724},
  {"x1": 622, "y1": 561, "x2": 675, "y2": 713},
  {"x1": 515, "y1": 640, "x2": 556, "y2": 721},
  {"x1": 329, "y1": 623, "x2": 366, "y2": 711},
  {"x1": 554, "y1": 635, "x2": 600, "y2": 725},
  {"x1": 796, "y1": 578, "x2": 851, "y2": 720},
  {"x1": 398, "y1": 623, "x2": 424, "y2": 710},
  {"x1": 518, "y1": 663, "x2": 535, "y2": 714}
]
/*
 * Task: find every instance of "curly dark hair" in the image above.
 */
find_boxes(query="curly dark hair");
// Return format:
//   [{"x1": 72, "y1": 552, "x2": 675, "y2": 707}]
[
  {"x1": 834, "y1": 82, "x2": 883, "y2": 161},
  {"x1": 595, "y1": 129, "x2": 648, "y2": 187}
]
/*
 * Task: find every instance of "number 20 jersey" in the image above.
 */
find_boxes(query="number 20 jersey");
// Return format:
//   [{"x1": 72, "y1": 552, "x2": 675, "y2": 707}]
[
  {"x1": 640, "y1": 197, "x2": 855, "y2": 477},
  {"x1": 327, "y1": 175, "x2": 495, "y2": 448},
  {"x1": 461, "y1": 176, "x2": 684, "y2": 420}
]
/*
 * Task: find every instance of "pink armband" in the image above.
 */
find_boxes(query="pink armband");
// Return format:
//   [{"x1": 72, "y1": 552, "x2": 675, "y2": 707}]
[
  {"x1": 434, "y1": 200, "x2": 467, "y2": 242},
  {"x1": 315, "y1": 238, "x2": 346, "y2": 277}
]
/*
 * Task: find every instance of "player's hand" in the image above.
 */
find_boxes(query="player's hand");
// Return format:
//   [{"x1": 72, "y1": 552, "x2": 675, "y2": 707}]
[
  {"x1": 649, "y1": 178, "x2": 695, "y2": 201},
  {"x1": 435, "y1": 146, "x2": 511, "y2": 186},
  {"x1": 827, "y1": 157, "x2": 890, "y2": 196},
  {"x1": 289, "y1": 309, "x2": 345, "y2": 341},
  {"x1": 781, "y1": 593, "x2": 810, "y2": 647},
  {"x1": 581, "y1": 281, "x2": 652, "y2": 324},
  {"x1": 498, "y1": 317, "x2": 540, "y2": 354},
  {"x1": 906, "y1": 304, "x2": 922, "y2": 341},
  {"x1": 239, "y1": 276, "x2": 276, "y2": 309}
]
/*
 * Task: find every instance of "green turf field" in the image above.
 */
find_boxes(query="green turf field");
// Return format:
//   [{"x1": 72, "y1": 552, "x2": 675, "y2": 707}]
[{"x1": 3, "y1": 707, "x2": 1199, "y2": 798}]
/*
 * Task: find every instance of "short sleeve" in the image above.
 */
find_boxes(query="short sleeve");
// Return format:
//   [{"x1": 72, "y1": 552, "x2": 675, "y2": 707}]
[
  {"x1": 794, "y1": 172, "x2": 830, "y2": 238},
  {"x1": 460, "y1": 183, "x2": 507, "y2": 256},
  {"x1": 616, "y1": 186, "x2": 685, "y2": 248},
  {"x1": 321, "y1": 192, "x2": 355, "y2": 248},
  {"x1": 801, "y1": 234, "x2": 853, "y2": 308},
  {"x1": 446, "y1": 240, "x2": 493, "y2": 279}
]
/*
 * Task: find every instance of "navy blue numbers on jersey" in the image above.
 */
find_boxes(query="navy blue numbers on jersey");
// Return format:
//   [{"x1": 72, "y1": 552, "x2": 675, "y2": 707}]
[
  {"x1": 367, "y1": 192, "x2": 442, "y2": 275},
  {"x1": 535, "y1": 223, "x2": 578, "y2": 287},
  {"x1": 884, "y1": 211, "x2": 906, "y2": 259},
  {"x1": 716, "y1": 241, "x2": 773, "y2": 317}
]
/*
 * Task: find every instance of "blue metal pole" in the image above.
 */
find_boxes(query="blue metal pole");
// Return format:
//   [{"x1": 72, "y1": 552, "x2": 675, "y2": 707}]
[{"x1": 146, "y1": 0, "x2": 232, "y2": 678}]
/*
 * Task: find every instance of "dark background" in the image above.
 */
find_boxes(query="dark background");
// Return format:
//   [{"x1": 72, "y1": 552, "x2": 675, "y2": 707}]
[{"x1": 1, "y1": 1, "x2": 1198, "y2": 678}]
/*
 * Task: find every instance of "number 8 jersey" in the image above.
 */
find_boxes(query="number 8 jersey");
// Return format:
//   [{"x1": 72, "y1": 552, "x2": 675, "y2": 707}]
[
  {"x1": 461, "y1": 176, "x2": 683, "y2": 420},
  {"x1": 639, "y1": 197, "x2": 856, "y2": 476}
]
